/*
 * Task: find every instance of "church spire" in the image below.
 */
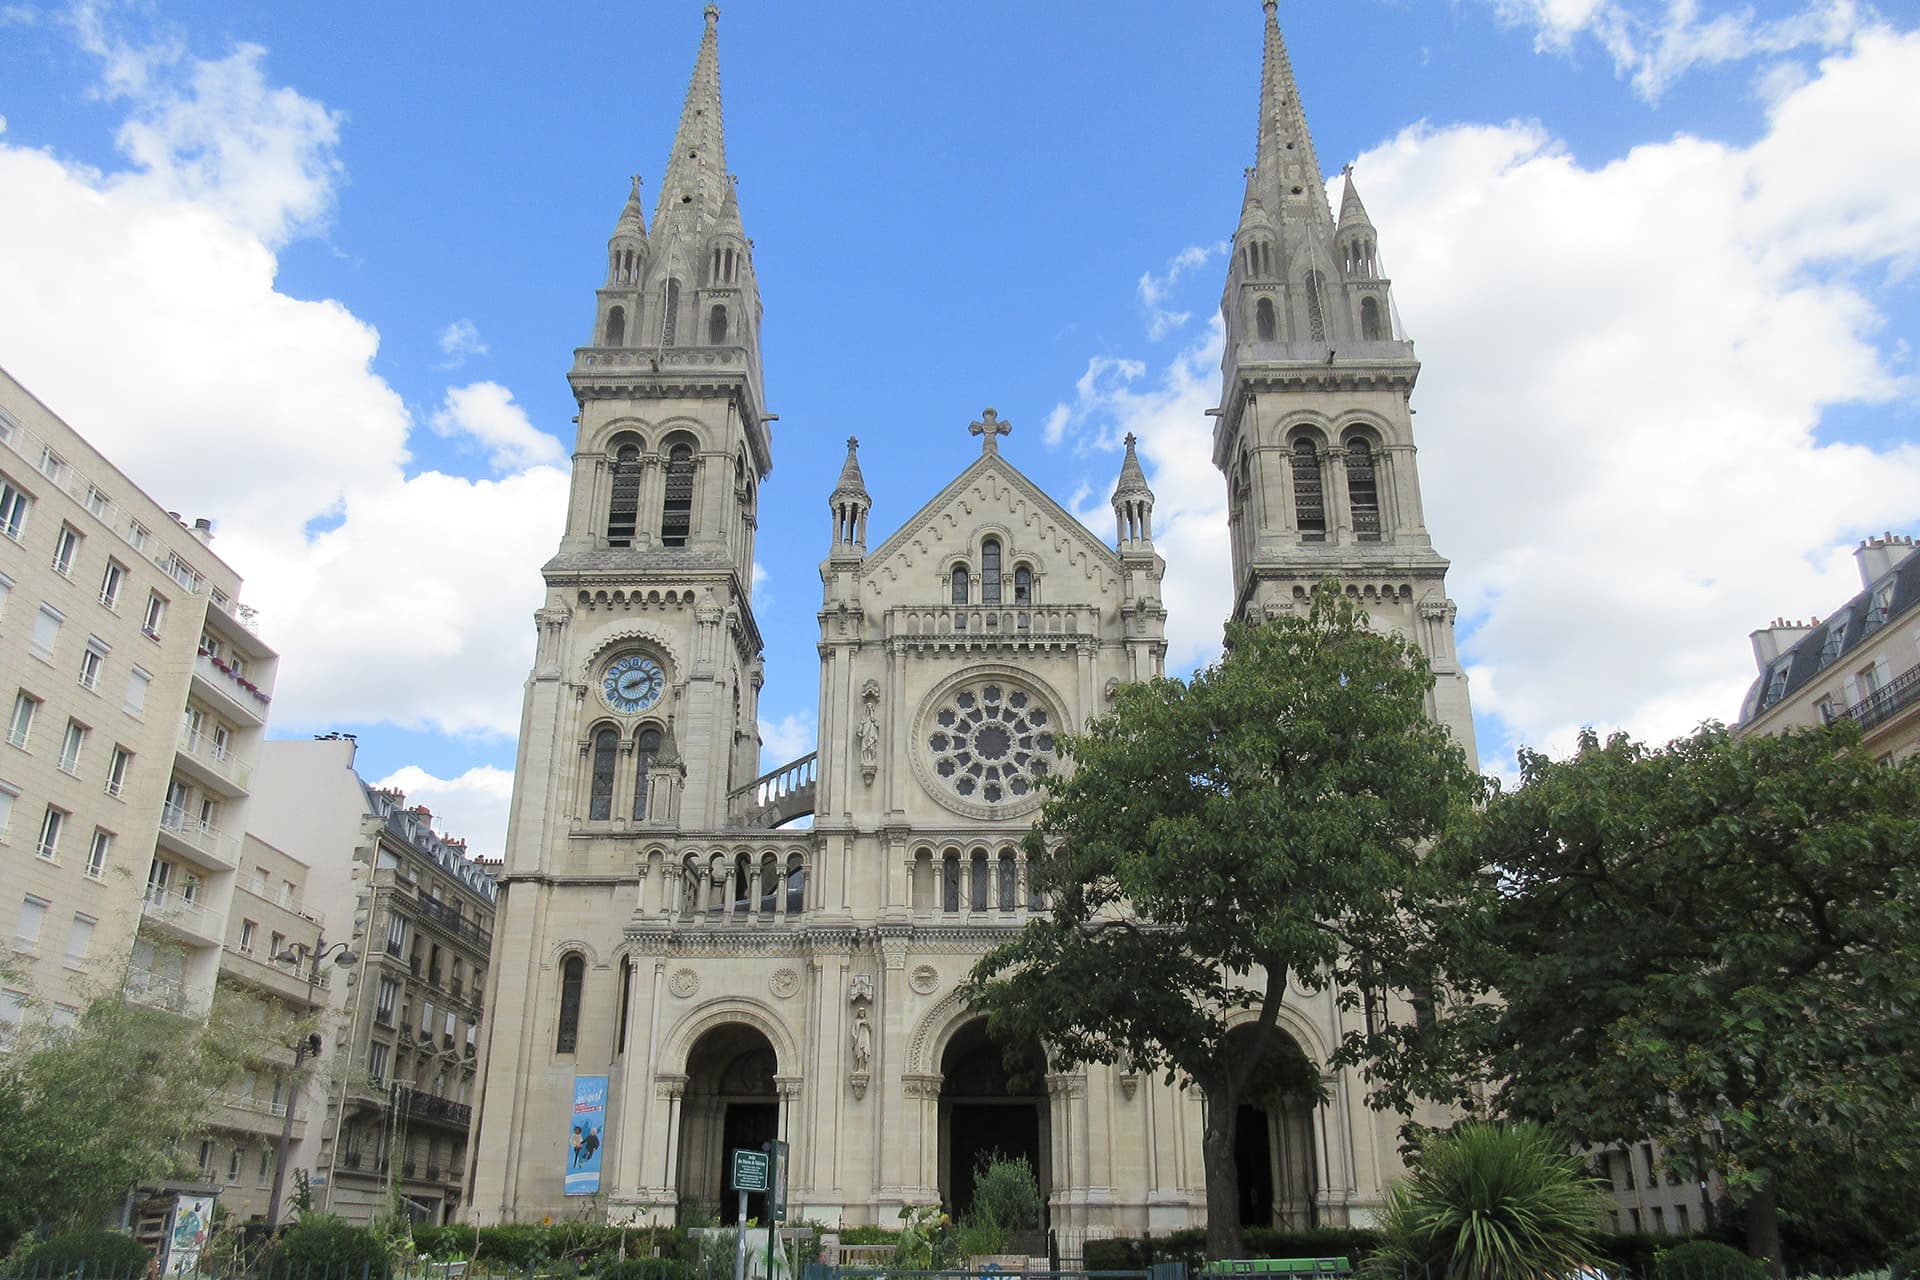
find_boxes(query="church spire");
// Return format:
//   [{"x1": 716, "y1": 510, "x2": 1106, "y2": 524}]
[
  {"x1": 829, "y1": 436, "x2": 871, "y2": 557},
  {"x1": 1111, "y1": 433, "x2": 1155, "y2": 551},
  {"x1": 1252, "y1": 0, "x2": 1335, "y2": 232},
  {"x1": 655, "y1": 4, "x2": 729, "y2": 238}
]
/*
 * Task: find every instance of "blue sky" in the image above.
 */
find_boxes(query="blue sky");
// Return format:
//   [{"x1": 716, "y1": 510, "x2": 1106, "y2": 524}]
[{"x1": 2, "y1": 0, "x2": 1917, "y2": 856}]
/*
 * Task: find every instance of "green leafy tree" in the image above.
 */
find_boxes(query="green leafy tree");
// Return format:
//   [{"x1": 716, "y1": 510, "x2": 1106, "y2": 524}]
[
  {"x1": 964, "y1": 583, "x2": 1483, "y2": 1260},
  {"x1": 1370, "y1": 1122, "x2": 1608, "y2": 1280},
  {"x1": 0, "y1": 984, "x2": 261, "y2": 1252},
  {"x1": 1442, "y1": 723, "x2": 1920, "y2": 1269}
]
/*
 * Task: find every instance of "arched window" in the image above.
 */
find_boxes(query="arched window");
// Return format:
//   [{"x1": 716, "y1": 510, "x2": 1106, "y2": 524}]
[
  {"x1": 662, "y1": 279, "x2": 681, "y2": 347},
  {"x1": 1255, "y1": 297, "x2": 1277, "y2": 341},
  {"x1": 1292, "y1": 438, "x2": 1326, "y2": 541},
  {"x1": 733, "y1": 853, "x2": 752, "y2": 916},
  {"x1": 970, "y1": 850, "x2": 989, "y2": 911},
  {"x1": 615, "y1": 955, "x2": 632, "y2": 1055},
  {"x1": 661, "y1": 443, "x2": 694, "y2": 546},
  {"x1": 588, "y1": 727, "x2": 618, "y2": 820},
  {"x1": 1360, "y1": 296, "x2": 1383, "y2": 341},
  {"x1": 606, "y1": 444, "x2": 641, "y2": 547},
  {"x1": 709, "y1": 304, "x2": 728, "y2": 345},
  {"x1": 998, "y1": 850, "x2": 1016, "y2": 911},
  {"x1": 632, "y1": 727, "x2": 661, "y2": 820},
  {"x1": 942, "y1": 853, "x2": 960, "y2": 913},
  {"x1": 1014, "y1": 566, "x2": 1032, "y2": 606},
  {"x1": 759, "y1": 854, "x2": 779, "y2": 917},
  {"x1": 950, "y1": 565, "x2": 969, "y2": 606},
  {"x1": 785, "y1": 853, "x2": 806, "y2": 915},
  {"x1": 981, "y1": 539, "x2": 1002, "y2": 605},
  {"x1": 1027, "y1": 852, "x2": 1047, "y2": 911},
  {"x1": 605, "y1": 305, "x2": 626, "y2": 347},
  {"x1": 1346, "y1": 437, "x2": 1381, "y2": 541},
  {"x1": 555, "y1": 953, "x2": 585, "y2": 1054}
]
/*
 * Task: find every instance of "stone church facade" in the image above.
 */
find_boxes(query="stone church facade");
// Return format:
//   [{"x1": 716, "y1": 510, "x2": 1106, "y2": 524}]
[{"x1": 465, "y1": 2, "x2": 1475, "y2": 1236}]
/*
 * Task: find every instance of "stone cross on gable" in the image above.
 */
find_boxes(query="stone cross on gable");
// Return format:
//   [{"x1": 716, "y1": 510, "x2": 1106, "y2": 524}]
[{"x1": 969, "y1": 408, "x2": 1012, "y2": 455}]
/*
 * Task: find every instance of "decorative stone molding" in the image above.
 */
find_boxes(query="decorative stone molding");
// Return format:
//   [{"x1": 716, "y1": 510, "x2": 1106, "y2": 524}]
[
  {"x1": 847, "y1": 973, "x2": 875, "y2": 1004},
  {"x1": 668, "y1": 967, "x2": 699, "y2": 998},
  {"x1": 909, "y1": 964, "x2": 939, "y2": 996},
  {"x1": 769, "y1": 967, "x2": 801, "y2": 999}
]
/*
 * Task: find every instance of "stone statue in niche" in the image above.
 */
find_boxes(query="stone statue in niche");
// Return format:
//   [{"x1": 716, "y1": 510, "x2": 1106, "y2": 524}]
[
  {"x1": 849, "y1": 1005, "x2": 873, "y2": 1074},
  {"x1": 856, "y1": 684, "x2": 881, "y2": 785}
]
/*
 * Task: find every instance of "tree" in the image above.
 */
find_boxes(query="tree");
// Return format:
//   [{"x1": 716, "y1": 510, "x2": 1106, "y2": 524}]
[
  {"x1": 1370, "y1": 1121, "x2": 1609, "y2": 1280},
  {"x1": 963, "y1": 583, "x2": 1483, "y2": 1259},
  {"x1": 1444, "y1": 723, "x2": 1920, "y2": 1269},
  {"x1": 0, "y1": 987, "x2": 258, "y2": 1252}
]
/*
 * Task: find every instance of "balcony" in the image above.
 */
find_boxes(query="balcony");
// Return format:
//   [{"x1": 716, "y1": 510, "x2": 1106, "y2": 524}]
[
  {"x1": 1834, "y1": 662, "x2": 1920, "y2": 734},
  {"x1": 393, "y1": 1084, "x2": 472, "y2": 1130},
  {"x1": 125, "y1": 965, "x2": 207, "y2": 1014},
  {"x1": 209, "y1": 1093, "x2": 303, "y2": 1141},
  {"x1": 140, "y1": 888, "x2": 222, "y2": 947},
  {"x1": 412, "y1": 894, "x2": 491, "y2": 951},
  {"x1": 175, "y1": 727, "x2": 253, "y2": 797},
  {"x1": 157, "y1": 803, "x2": 240, "y2": 870},
  {"x1": 192, "y1": 650, "x2": 270, "y2": 725},
  {"x1": 222, "y1": 945, "x2": 326, "y2": 1007}
]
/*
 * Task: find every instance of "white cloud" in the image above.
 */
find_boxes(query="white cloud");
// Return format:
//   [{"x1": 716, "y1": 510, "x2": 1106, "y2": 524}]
[
  {"x1": 1483, "y1": 0, "x2": 1867, "y2": 100},
  {"x1": 758, "y1": 713, "x2": 816, "y2": 769},
  {"x1": 0, "y1": 16, "x2": 567, "y2": 740},
  {"x1": 372, "y1": 764, "x2": 515, "y2": 862},
  {"x1": 438, "y1": 318, "x2": 489, "y2": 368},
  {"x1": 1138, "y1": 243, "x2": 1225, "y2": 341},
  {"x1": 429, "y1": 381, "x2": 566, "y2": 472}
]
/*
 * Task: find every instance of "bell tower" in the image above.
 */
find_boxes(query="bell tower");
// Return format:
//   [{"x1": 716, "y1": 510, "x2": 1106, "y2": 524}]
[{"x1": 1214, "y1": 0, "x2": 1475, "y2": 755}]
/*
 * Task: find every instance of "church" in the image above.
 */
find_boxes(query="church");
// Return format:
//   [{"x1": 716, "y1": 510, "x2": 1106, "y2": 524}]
[{"x1": 464, "y1": 2, "x2": 1476, "y2": 1238}]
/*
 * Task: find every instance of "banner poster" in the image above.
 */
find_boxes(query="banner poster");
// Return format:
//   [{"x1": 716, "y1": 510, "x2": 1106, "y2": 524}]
[
  {"x1": 164, "y1": 1194, "x2": 215, "y2": 1275},
  {"x1": 566, "y1": 1075, "x2": 609, "y2": 1195}
]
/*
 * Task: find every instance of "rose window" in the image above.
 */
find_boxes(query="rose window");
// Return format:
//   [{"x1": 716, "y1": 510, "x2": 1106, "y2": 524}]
[{"x1": 926, "y1": 683, "x2": 1057, "y2": 806}]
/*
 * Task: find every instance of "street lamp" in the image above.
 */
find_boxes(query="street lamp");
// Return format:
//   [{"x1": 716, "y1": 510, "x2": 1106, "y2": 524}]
[{"x1": 265, "y1": 936, "x2": 357, "y2": 1232}]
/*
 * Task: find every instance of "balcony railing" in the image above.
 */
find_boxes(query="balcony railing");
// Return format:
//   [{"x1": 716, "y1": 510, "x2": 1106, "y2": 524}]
[
  {"x1": 193, "y1": 650, "x2": 271, "y2": 715},
  {"x1": 177, "y1": 726, "x2": 253, "y2": 790},
  {"x1": 141, "y1": 887, "x2": 219, "y2": 941},
  {"x1": 392, "y1": 1084, "x2": 472, "y2": 1129},
  {"x1": 413, "y1": 894, "x2": 491, "y2": 949},
  {"x1": 159, "y1": 803, "x2": 240, "y2": 867},
  {"x1": 1834, "y1": 662, "x2": 1920, "y2": 732},
  {"x1": 125, "y1": 966, "x2": 200, "y2": 1013}
]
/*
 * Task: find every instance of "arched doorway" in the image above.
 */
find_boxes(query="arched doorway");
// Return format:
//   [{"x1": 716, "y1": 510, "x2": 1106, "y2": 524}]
[
  {"x1": 939, "y1": 1018, "x2": 1049, "y2": 1224},
  {"x1": 1228, "y1": 1024, "x2": 1320, "y2": 1229},
  {"x1": 678, "y1": 1023, "x2": 779, "y2": 1223}
]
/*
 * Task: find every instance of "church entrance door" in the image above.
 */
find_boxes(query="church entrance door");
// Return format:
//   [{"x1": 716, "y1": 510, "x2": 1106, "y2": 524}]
[
  {"x1": 939, "y1": 1018, "x2": 1049, "y2": 1226},
  {"x1": 1227, "y1": 1024, "x2": 1320, "y2": 1229},
  {"x1": 679, "y1": 1023, "x2": 780, "y2": 1224}
]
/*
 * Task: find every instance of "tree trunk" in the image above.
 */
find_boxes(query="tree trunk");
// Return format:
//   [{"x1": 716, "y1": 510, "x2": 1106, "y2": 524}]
[
  {"x1": 1201, "y1": 1089, "x2": 1245, "y2": 1261},
  {"x1": 1744, "y1": 1176, "x2": 1782, "y2": 1276}
]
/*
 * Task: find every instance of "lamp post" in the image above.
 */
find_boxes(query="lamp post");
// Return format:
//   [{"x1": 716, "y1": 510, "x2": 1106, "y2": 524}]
[{"x1": 266, "y1": 936, "x2": 356, "y2": 1232}]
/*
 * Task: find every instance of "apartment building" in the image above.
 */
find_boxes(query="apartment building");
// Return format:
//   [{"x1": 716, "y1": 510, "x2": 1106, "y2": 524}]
[
  {"x1": 249, "y1": 737, "x2": 496, "y2": 1226},
  {"x1": 0, "y1": 365, "x2": 278, "y2": 1044},
  {"x1": 1741, "y1": 533, "x2": 1920, "y2": 760},
  {"x1": 1593, "y1": 1141, "x2": 1717, "y2": 1236}
]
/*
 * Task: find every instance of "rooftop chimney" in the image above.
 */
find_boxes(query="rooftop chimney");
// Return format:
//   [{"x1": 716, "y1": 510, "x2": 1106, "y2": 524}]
[
  {"x1": 191, "y1": 517, "x2": 214, "y2": 545},
  {"x1": 1854, "y1": 532, "x2": 1916, "y2": 589},
  {"x1": 1750, "y1": 619, "x2": 1812, "y2": 671}
]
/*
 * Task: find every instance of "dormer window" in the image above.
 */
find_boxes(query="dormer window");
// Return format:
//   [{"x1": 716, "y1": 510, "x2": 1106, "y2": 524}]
[
  {"x1": 1762, "y1": 658, "x2": 1792, "y2": 708},
  {"x1": 1865, "y1": 584, "x2": 1894, "y2": 631},
  {"x1": 1818, "y1": 621, "x2": 1847, "y2": 668}
]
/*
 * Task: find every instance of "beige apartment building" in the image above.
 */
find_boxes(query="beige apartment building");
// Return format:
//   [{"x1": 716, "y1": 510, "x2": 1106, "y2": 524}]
[
  {"x1": 466, "y1": 4, "x2": 1475, "y2": 1238},
  {"x1": 0, "y1": 364, "x2": 279, "y2": 1046},
  {"x1": 250, "y1": 737, "x2": 496, "y2": 1226},
  {"x1": 1741, "y1": 533, "x2": 1920, "y2": 760}
]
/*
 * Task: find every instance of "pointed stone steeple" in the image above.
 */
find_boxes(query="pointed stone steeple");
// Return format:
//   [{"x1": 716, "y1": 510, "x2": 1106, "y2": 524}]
[
  {"x1": 829, "y1": 436, "x2": 871, "y2": 557},
  {"x1": 654, "y1": 4, "x2": 729, "y2": 239},
  {"x1": 1252, "y1": 0, "x2": 1334, "y2": 232},
  {"x1": 1111, "y1": 432, "x2": 1155, "y2": 551},
  {"x1": 1334, "y1": 167, "x2": 1383, "y2": 287},
  {"x1": 1336, "y1": 169, "x2": 1372, "y2": 233}
]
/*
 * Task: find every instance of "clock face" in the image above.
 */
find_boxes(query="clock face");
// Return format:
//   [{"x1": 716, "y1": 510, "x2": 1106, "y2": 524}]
[{"x1": 601, "y1": 654, "x2": 665, "y2": 714}]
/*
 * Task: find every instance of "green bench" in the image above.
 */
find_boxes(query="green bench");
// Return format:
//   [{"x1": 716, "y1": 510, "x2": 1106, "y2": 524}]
[{"x1": 1204, "y1": 1260, "x2": 1352, "y2": 1277}]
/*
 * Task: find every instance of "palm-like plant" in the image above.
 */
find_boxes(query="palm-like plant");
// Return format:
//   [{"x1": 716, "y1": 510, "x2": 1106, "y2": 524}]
[{"x1": 1372, "y1": 1121, "x2": 1609, "y2": 1280}]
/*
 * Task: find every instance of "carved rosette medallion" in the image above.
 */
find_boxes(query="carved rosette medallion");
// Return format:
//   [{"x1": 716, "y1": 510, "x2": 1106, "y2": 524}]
[
  {"x1": 668, "y1": 967, "x2": 699, "y2": 999},
  {"x1": 909, "y1": 964, "x2": 939, "y2": 996},
  {"x1": 770, "y1": 967, "x2": 801, "y2": 999}
]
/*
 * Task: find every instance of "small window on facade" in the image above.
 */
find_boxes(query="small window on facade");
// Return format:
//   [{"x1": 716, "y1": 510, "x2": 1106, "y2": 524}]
[
  {"x1": 981, "y1": 539, "x2": 1002, "y2": 605},
  {"x1": 785, "y1": 853, "x2": 805, "y2": 915},
  {"x1": 661, "y1": 444, "x2": 695, "y2": 546},
  {"x1": 950, "y1": 565, "x2": 968, "y2": 606},
  {"x1": 606, "y1": 445, "x2": 641, "y2": 547},
  {"x1": 998, "y1": 850, "x2": 1016, "y2": 911},
  {"x1": 1360, "y1": 296, "x2": 1384, "y2": 341},
  {"x1": 970, "y1": 850, "x2": 989, "y2": 911},
  {"x1": 708, "y1": 305, "x2": 727, "y2": 344},
  {"x1": 588, "y1": 728, "x2": 618, "y2": 820},
  {"x1": 604, "y1": 305, "x2": 626, "y2": 347},
  {"x1": 1345, "y1": 437, "x2": 1381, "y2": 541},
  {"x1": 1014, "y1": 566, "x2": 1032, "y2": 607},
  {"x1": 616, "y1": 955, "x2": 633, "y2": 1055},
  {"x1": 1292, "y1": 439, "x2": 1326, "y2": 541},
  {"x1": 1255, "y1": 297, "x2": 1277, "y2": 341},
  {"x1": 632, "y1": 727, "x2": 661, "y2": 821},
  {"x1": 555, "y1": 953, "x2": 585, "y2": 1054},
  {"x1": 942, "y1": 853, "x2": 960, "y2": 913}
]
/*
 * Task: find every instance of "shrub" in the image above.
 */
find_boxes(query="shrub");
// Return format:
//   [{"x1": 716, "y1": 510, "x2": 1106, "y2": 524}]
[
  {"x1": 262, "y1": 1215, "x2": 389, "y2": 1279},
  {"x1": 1084, "y1": 1239, "x2": 1146, "y2": 1270},
  {"x1": 19, "y1": 1230, "x2": 153, "y2": 1277},
  {"x1": 1653, "y1": 1240, "x2": 1768, "y2": 1280},
  {"x1": 1370, "y1": 1122, "x2": 1608, "y2": 1280},
  {"x1": 1240, "y1": 1228, "x2": 1384, "y2": 1267},
  {"x1": 1891, "y1": 1244, "x2": 1920, "y2": 1280},
  {"x1": 970, "y1": 1155, "x2": 1043, "y2": 1236},
  {"x1": 597, "y1": 1259, "x2": 692, "y2": 1280},
  {"x1": 1592, "y1": 1231, "x2": 1667, "y2": 1276}
]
